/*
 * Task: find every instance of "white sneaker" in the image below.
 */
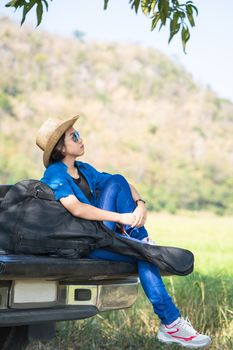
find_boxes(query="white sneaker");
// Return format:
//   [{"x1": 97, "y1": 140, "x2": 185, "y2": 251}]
[{"x1": 157, "y1": 317, "x2": 211, "y2": 348}]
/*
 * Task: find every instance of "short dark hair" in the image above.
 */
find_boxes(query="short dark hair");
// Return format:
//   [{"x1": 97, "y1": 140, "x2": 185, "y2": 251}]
[{"x1": 49, "y1": 133, "x2": 65, "y2": 165}]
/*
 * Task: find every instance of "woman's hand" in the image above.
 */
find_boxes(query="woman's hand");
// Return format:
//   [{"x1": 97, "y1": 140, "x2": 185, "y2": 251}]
[
  {"x1": 131, "y1": 203, "x2": 147, "y2": 228},
  {"x1": 118, "y1": 213, "x2": 138, "y2": 227}
]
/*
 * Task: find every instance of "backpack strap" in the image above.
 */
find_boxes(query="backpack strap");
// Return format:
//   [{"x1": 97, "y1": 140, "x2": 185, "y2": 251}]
[{"x1": 27, "y1": 187, "x2": 55, "y2": 201}]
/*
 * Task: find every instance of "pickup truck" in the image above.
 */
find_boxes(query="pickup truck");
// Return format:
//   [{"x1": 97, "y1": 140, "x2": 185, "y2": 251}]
[{"x1": 0, "y1": 184, "x2": 139, "y2": 350}]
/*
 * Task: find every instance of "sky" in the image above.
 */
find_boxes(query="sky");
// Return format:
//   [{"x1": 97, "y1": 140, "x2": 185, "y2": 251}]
[{"x1": 0, "y1": 0, "x2": 233, "y2": 102}]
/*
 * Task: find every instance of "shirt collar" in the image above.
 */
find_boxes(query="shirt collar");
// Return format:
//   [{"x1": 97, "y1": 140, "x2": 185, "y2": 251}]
[
  {"x1": 48, "y1": 160, "x2": 83, "y2": 172},
  {"x1": 47, "y1": 161, "x2": 68, "y2": 171}
]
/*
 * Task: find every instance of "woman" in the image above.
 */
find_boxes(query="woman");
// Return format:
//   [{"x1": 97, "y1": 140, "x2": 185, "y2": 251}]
[{"x1": 36, "y1": 115, "x2": 211, "y2": 348}]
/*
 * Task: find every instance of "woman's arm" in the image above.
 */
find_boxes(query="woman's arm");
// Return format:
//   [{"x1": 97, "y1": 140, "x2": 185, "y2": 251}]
[
  {"x1": 60, "y1": 195, "x2": 136, "y2": 226},
  {"x1": 129, "y1": 183, "x2": 141, "y2": 202},
  {"x1": 129, "y1": 183, "x2": 147, "y2": 228}
]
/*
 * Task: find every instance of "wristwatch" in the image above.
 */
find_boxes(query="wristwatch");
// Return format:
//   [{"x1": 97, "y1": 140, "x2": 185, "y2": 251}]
[{"x1": 135, "y1": 199, "x2": 146, "y2": 205}]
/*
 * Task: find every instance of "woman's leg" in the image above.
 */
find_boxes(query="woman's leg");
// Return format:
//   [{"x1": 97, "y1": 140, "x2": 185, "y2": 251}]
[
  {"x1": 94, "y1": 174, "x2": 180, "y2": 323},
  {"x1": 138, "y1": 261, "x2": 180, "y2": 325},
  {"x1": 96, "y1": 174, "x2": 148, "y2": 240},
  {"x1": 88, "y1": 246, "x2": 180, "y2": 325}
]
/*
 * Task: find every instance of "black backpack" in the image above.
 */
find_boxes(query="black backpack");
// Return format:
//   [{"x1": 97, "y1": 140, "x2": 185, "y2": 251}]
[{"x1": 0, "y1": 179, "x2": 194, "y2": 276}]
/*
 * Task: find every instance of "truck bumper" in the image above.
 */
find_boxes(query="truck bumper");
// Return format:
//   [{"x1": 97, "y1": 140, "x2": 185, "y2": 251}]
[{"x1": 0, "y1": 305, "x2": 98, "y2": 326}]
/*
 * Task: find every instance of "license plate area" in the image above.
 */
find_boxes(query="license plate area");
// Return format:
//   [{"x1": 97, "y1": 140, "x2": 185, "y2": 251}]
[{"x1": 9, "y1": 280, "x2": 58, "y2": 309}]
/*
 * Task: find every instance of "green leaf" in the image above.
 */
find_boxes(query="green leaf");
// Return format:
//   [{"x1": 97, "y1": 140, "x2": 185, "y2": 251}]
[
  {"x1": 159, "y1": 0, "x2": 169, "y2": 25},
  {"x1": 134, "y1": 0, "x2": 141, "y2": 13},
  {"x1": 168, "y1": 22, "x2": 180, "y2": 43},
  {"x1": 186, "y1": 4, "x2": 195, "y2": 27},
  {"x1": 103, "y1": 0, "x2": 109, "y2": 10},
  {"x1": 151, "y1": 0, "x2": 157, "y2": 12},
  {"x1": 42, "y1": 0, "x2": 49, "y2": 11},
  {"x1": 181, "y1": 26, "x2": 186, "y2": 52},
  {"x1": 21, "y1": 0, "x2": 37, "y2": 25},
  {"x1": 5, "y1": 0, "x2": 24, "y2": 9},
  {"x1": 171, "y1": 11, "x2": 179, "y2": 29},
  {"x1": 191, "y1": 4, "x2": 198, "y2": 15},
  {"x1": 129, "y1": 0, "x2": 140, "y2": 13},
  {"x1": 141, "y1": 0, "x2": 158, "y2": 16},
  {"x1": 141, "y1": 0, "x2": 151, "y2": 16},
  {"x1": 168, "y1": 12, "x2": 180, "y2": 43},
  {"x1": 186, "y1": 4, "x2": 193, "y2": 15},
  {"x1": 151, "y1": 12, "x2": 160, "y2": 30},
  {"x1": 21, "y1": 5, "x2": 28, "y2": 25},
  {"x1": 5, "y1": 0, "x2": 21, "y2": 7},
  {"x1": 187, "y1": 12, "x2": 195, "y2": 27},
  {"x1": 159, "y1": 20, "x2": 165, "y2": 31},
  {"x1": 36, "y1": 1, "x2": 43, "y2": 26},
  {"x1": 181, "y1": 25, "x2": 190, "y2": 53}
]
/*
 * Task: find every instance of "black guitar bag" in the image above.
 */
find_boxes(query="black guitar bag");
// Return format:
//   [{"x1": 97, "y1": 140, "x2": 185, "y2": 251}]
[{"x1": 0, "y1": 180, "x2": 194, "y2": 276}]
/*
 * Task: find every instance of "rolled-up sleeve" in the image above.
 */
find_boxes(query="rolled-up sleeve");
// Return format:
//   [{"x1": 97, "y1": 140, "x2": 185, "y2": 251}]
[{"x1": 41, "y1": 175, "x2": 74, "y2": 201}]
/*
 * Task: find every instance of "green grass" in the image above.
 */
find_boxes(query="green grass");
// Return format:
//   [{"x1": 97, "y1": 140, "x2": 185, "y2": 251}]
[
  {"x1": 28, "y1": 213, "x2": 233, "y2": 350},
  {"x1": 146, "y1": 212, "x2": 233, "y2": 275}
]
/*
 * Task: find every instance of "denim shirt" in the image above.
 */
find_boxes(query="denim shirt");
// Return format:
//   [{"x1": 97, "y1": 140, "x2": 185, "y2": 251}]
[{"x1": 40, "y1": 161, "x2": 112, "y2": 206}]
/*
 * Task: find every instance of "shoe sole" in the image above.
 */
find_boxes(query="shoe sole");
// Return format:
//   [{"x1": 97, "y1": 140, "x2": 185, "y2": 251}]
[{"x1": 157, "y1": 334, "x2": 212, "y2": 349}]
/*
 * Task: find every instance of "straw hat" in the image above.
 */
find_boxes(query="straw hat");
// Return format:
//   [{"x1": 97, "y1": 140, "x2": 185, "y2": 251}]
[{"x1": 36, "y1": 115, "x2": 79, "y2": 167}]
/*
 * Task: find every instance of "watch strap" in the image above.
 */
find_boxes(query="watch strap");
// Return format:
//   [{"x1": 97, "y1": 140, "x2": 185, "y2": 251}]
[{"x1": 135, "y1": 199, "x2": 146, "y2": 205}]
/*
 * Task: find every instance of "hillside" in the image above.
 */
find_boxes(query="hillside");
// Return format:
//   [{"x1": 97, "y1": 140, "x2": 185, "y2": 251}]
[{"x1": 0, "y1": 17, "x2": 232, "y2": 214}]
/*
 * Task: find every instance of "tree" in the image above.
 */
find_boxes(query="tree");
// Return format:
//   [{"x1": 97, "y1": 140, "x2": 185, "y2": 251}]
[{"x1": 5, "y1": 0, "x2": 198, "y2": 52}]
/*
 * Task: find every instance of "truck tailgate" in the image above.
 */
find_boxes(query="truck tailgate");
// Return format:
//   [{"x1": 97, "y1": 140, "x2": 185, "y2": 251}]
[{"x1": 0, "y1": 254, "x2": 138, "y2": 281}]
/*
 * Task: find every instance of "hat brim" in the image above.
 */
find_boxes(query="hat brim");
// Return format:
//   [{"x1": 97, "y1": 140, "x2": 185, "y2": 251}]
[{"x1": 43, "y1": 115, "x2": 79, "y2": 167}]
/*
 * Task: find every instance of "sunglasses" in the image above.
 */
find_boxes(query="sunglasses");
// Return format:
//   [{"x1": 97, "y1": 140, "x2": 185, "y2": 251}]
[{"x1": 72, "y1": 130, "x2": 81, "y2": 142}]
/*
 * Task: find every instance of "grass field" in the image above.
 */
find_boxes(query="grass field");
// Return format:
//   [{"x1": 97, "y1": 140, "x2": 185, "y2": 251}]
[{"x1": 28, "y1": 213, "x2": 233, "y2": 350}]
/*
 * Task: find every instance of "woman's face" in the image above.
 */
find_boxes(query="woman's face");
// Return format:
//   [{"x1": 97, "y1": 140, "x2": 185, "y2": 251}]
[{"x1": 63, "y1": 127, "x2": 85, "y2": 158}]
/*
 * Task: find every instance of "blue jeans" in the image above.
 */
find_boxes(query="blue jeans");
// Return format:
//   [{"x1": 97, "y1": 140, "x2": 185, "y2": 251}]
[{"x1": 88, "y1": 174, "x2": 180, "y2": 325}]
